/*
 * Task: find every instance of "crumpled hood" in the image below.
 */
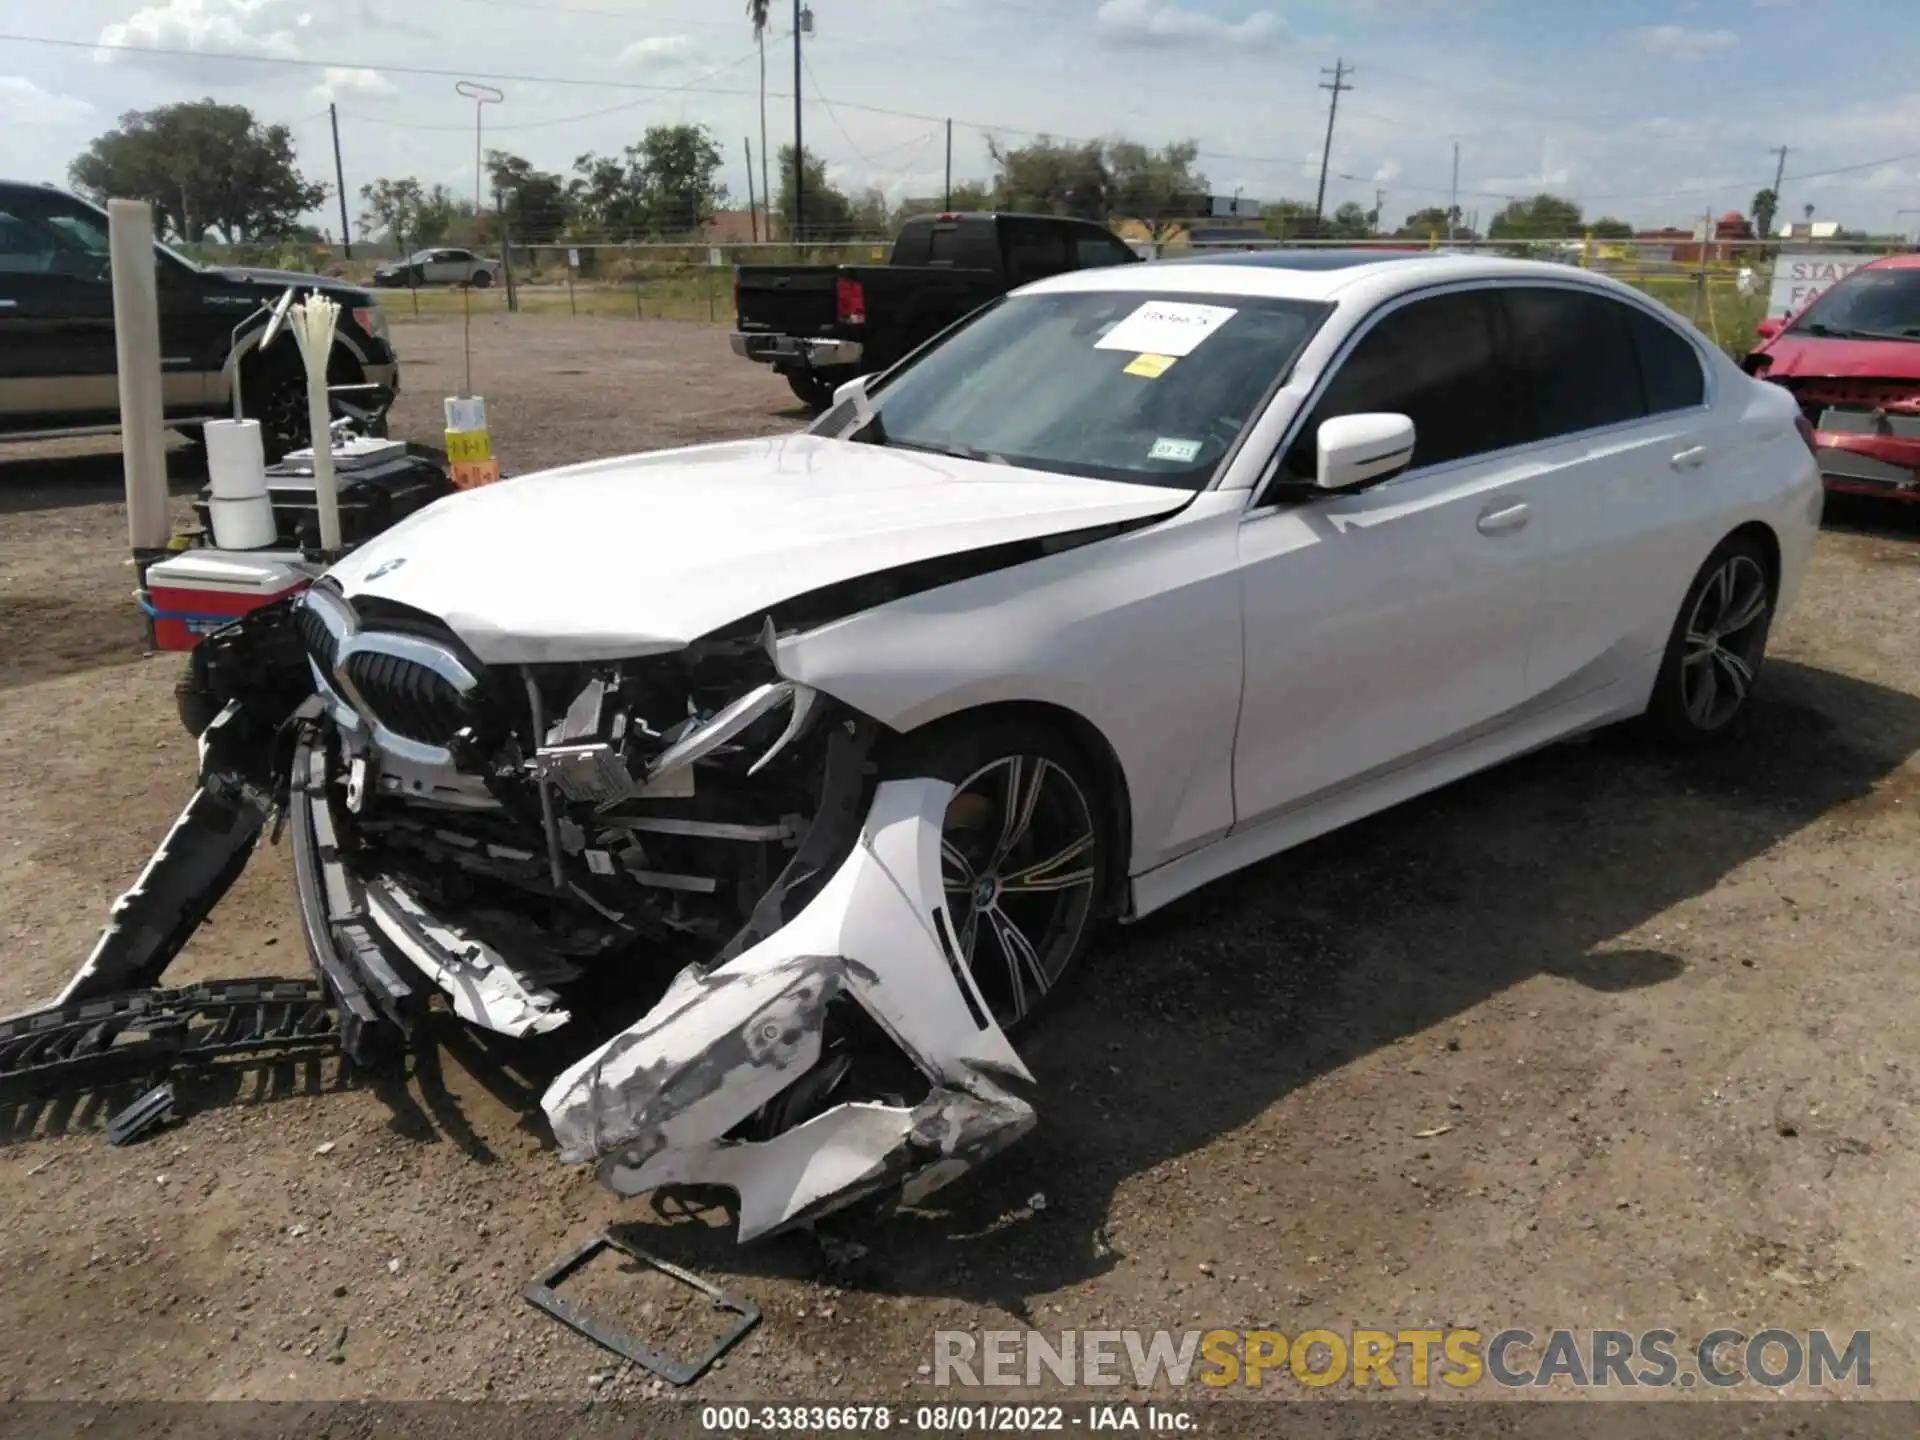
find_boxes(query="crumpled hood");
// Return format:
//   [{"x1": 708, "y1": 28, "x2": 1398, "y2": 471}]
[
  {"x1": 326, "y1": 434, "x2": 1187, "y2": 663},
  {"x1": 1752, "y1": 332, "x2": 1920, "y2": 382}
]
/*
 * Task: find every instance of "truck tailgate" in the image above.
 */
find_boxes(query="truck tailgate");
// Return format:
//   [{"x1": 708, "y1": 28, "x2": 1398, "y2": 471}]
[{"x1": 735, "y1": 267, "x2": 837, "y2": 334}]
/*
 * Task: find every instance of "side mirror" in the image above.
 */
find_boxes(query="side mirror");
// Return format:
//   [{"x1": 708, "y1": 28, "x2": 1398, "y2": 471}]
[
  {"x1": 1753, "y1": 315, "x2": 1785, "y2": 341},
  {"x1": 1316, "y1": 412, "x2": 1415, "y2": 490},
  {"x1": 832, "y1": 373, "x2": 873, "y2": 408}
]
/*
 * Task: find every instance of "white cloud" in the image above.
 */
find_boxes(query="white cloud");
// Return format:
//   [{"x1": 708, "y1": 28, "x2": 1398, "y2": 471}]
[
  {"x1": 310, "y1": 66, "x2": 396, "y2": 103},
  {"x1": 618, "y1": 35, "x2": 697, "y2": 66},
  {"x1": 1371, "y1": 158, "x2": 1402, "y2": 184},
  {"x1": 1094, "y1": 0, "x2": 1290, "y2": 50},
  {"x1": 1629, "y1": 25, "x2": 1739, "y2": 61},
  {"x1": 96, "y1": 0, "x2": 303, "y2": 77},
  {"x1": 0, "y1": 76, "x2": 96, "y2": 127}
]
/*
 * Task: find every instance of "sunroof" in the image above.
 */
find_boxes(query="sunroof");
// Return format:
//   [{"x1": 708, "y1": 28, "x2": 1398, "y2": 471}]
[{"x1": 1157, "y1": 248, "x2": 1442, "y2": 270}]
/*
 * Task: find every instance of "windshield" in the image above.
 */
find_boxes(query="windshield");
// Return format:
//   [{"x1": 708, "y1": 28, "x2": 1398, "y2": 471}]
[
  {"x1": 1788, "y1": 266, "x2": 1920, "y2": 341},
  {"x1": 855, "y1": 289, "x2": 1329, "y2": 489}
]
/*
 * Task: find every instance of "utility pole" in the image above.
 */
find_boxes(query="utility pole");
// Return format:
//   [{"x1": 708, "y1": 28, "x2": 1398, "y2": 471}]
[
  {"x1": 329, "y1": 103, "x2": 352, "y2": 259},
  {"x1": 1313, "y1": 58, "x2": 1353, "y2": 227},
  {"x1": 745, "y1": 137, "x2": 759, "y2": 243},
  {"x1": 1767, "y1": 144, "x2": 1789, "y2": 239},
  {"x1": 1374, "y1": 187, "x2": 1385, "y2": 236},
  {"x1": 944, "y1": 118, "x2": 953, "y2": 210},
  {"x1": 1449, "y1": 140, "x2": 1460, "y2": 239},
  {"x1": 792, "y1": 0, "x2": 806, "y2": 244}
]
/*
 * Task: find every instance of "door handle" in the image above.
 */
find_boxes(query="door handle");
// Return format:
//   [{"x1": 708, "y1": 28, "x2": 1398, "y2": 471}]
[
  {"x1": 1476, "y1": 501, "x2": 1531, "y2": 536},
  {"x1": 1671, "y1": 445, "x2": 1709, "y2": 471}
]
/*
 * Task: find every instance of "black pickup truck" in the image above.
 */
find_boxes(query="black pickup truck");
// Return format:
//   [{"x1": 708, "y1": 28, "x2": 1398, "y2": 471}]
[
  {"x1": 0, "y1": 179, "x2": 399, "y2": 459},
  {"x1": 731, "y1": 211, "x2": 1140, "y2": 409}
]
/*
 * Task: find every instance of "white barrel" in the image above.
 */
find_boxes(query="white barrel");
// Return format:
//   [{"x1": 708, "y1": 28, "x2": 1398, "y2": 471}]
[
  {"x1": 208, "y1": 494, "x2": 277, "y2": 550},
  {"x1": 202, "y1": 419, "x2": 269, "y2": 500}
]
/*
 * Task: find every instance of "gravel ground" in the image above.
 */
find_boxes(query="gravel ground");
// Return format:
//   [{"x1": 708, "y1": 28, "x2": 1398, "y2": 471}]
[{"x1": 1, "y1": 314, "x2": 1918, "y2": 1416}]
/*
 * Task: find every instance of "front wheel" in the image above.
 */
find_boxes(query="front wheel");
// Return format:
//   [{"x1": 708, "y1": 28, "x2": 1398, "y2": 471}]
[
  {"x1": 1646, "y1": 534, "x2": 1776, "y2": 743},
  {"x1": 884, "y1": 720, "x2": 1111, "y2": 1033},
  {"x1": 470, "y1": 269, "x2": 493, "y2": 289}
]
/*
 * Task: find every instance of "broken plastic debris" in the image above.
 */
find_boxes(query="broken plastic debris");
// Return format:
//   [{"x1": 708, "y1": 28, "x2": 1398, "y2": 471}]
[
  {"x1": 313, "y1": 1141, "x2": 336, "y2": 1156},
  {"x1": 1414, "y1": 1125, "x2": 1454, "y2": 1139},
  {"x1": 1028, "y1": 1192, "x2": 1048, "y2": 1212}
]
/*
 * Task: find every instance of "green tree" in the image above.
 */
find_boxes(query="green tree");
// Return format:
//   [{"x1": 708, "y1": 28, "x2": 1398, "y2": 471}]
[
  {"x1": 484, "y1": 150, "x2": 569, "y2": 243},
  {"x1": 632, "y1": 123, "x2": 728, "y2": 236},
  {"x1": 1590, "y1": 215, "x2": 1634, "y2": 239},
  {"x1": 69, "y1": 99, "x2": 326, "y2": 243},
  {"x1": 988, "y1": 136, "x2": 1110, "y2": 221},
  {"x1": 1488, "y1": 193, "x2": 1585, "y2": 241},
  {"x1": 568, "y1": 151, "x2": 645, "y2": 238},
  {"x1": 1393, "y1": 204, "x2": 1474, "y2": 241},
  {"x1": 358, "y1": 176, "x2": 424, "y2": 246},
  {"x1": 1752, "y1": 187, "x2": 1778, "y2": 241},
  {"x1": 1262, "y1": 198, "x2": 1320, "y2": 239},
  {"x1": 894, "y1": 181, "x2": 996, "y2": 220},
  {"x1": 1107, "y1": 139, "x2": 1206, "y2": 242},
  {"x1": 849, "y1": 186, "x2": 892, "y2": 236},
  {"x1": 1326, "y1": 200, "x2": 1372, "y2": 239},
  {"x1": 774, "y1": 144, "x2": 858, "y2": 238}
]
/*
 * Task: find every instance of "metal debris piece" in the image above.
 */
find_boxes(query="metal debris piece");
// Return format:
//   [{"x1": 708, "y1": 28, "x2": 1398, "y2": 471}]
[
  {"x1": 1414, "y1": 1125, "x2": 1454, "y2": 1139},
  {"x1": 522, "y1": 1233, "x2": 761, "y2": 1386},
  {"x1": 106, "y1": 1083, "x2": 177, "y2": 1146}
]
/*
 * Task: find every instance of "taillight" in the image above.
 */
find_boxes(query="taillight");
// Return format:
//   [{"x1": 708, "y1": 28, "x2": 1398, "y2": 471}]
[
  {"x1": 1795, "y1": 414, "x2": 1819, "y2": 456},
  {"x1": 835, "y1": 276, "x2": 866, "y2": 325}
]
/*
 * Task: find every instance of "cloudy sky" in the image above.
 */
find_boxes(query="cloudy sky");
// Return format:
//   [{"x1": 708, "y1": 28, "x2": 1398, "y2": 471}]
[{"x1": 3, "y1": 0, "x2": 1918, "y2": 237}]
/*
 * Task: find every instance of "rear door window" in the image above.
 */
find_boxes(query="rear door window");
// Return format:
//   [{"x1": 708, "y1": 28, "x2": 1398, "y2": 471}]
[
  {"x1": 1000, "y1": 221, "x2": 1071, "y2": 287},
  {"x1": 1625, "y1": 305, "x2": 1706, "y2": 413},
  {"x1": 1501, "y1": 286, "x2": 1647, "y2": 440}
]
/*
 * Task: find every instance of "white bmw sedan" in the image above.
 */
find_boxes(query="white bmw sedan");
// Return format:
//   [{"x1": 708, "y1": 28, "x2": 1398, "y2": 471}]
[{"x1": 83, "y1": 249, "x2": 1823, "y2": 1238}]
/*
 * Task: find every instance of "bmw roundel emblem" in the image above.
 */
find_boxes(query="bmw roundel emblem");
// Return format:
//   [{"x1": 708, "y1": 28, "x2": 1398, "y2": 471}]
[{"x1": 367, "y1": 557, "x2": 408, "y2": 580}]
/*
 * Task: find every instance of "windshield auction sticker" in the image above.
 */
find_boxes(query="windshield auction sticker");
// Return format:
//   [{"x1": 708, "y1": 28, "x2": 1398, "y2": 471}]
[{"x1": 1097, "y1": 300, "x2": 1238, "y2": 357}]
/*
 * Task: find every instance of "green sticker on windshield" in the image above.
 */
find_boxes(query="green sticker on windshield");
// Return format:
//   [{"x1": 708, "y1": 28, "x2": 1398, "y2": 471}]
[{"x1": 1149, "y1": 437, "x2": 1202, "y2": 463}]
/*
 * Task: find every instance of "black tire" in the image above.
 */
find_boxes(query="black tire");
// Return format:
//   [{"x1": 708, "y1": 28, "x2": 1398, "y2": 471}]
[
  {"x1": 1645, "y1": 533, "x2": 1776, "y2": 744},
  {"x1": 239, "y1": 350, "x2": 311, "y2": 462},
  {"x1": 785, "y1": 368, "x2": 840, "y2": 412},
  {"x1": 470, "y1": 269, "x2": 494, "y2": 289},
  {"x1": 881, "y1": 718, "x2": 1112, "y2": 1032}
]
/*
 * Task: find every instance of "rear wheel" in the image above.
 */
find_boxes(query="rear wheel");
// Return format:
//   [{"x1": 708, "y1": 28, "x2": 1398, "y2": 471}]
[
  {"x1": 785, "y1": 368, "x2": 840, "y2": 412},
  {"x1": 885, "y1": 720, "x2": 1111, "y2": 1032},
  {"x1": 470, "y1": 269, "x2": 494, "y2": 289},
  {"x1": 1646, "y1": 534, "x2": 1776, "y2": 743}
]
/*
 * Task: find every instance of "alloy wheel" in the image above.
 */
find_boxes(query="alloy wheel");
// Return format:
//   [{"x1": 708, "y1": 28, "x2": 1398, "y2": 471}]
[
  {"x1": 1680, "y1": 553, "x2": 1770, "y2": 730},
  {"x1": 938, "y1": 754, "x2": 1099, "y2": 1030}
]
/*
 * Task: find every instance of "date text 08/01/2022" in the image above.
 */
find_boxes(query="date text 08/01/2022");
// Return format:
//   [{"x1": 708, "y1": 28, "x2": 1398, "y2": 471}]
[{"x1": 699, "y1": 1403, "x2": 1195, "y2": 1432}]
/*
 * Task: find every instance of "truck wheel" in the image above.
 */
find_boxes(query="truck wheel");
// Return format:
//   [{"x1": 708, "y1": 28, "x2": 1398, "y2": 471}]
[{"x1": 786, "y1": 368, "x2": 849, "y2": 412}]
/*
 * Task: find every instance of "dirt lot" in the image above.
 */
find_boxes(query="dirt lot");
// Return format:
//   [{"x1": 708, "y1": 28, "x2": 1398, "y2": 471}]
[{"x1": 2, "y1": 314, "x2": 1918, "y2": 1416}]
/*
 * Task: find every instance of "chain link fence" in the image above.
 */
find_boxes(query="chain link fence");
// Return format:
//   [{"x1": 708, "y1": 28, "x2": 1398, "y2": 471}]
[{"x1": 182, "y1": 233, "x2": 1912, "y2": 353}]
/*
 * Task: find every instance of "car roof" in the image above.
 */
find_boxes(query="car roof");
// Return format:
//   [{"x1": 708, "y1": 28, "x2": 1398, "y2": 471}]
[
  {"x1": 1022, "y1": 249, "x2": 1647, "y2": 306},
  {"x1": 1862, "y1": 252, "x2": 1920, "y2": 271}
]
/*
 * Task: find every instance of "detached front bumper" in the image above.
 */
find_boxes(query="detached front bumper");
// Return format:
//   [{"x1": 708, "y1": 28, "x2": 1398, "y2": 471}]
[
  {"x1": 1816, "y1": 433, "x2": 1920, "y2": 499},
  {"x1": 541, "y1": 777, "x2": 1035, "y2": 1241},
  {"x1": 728, "y1": 332, "x2": 864, "y2": 370}
]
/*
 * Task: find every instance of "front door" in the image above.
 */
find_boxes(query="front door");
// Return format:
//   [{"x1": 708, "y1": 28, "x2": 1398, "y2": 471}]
[
  {"x1": 0, "y1": 197, "x2": 116, "y2": 421},
  {"x1": 1232, "y1": 287, "x2": 1548, "y2": 824}
]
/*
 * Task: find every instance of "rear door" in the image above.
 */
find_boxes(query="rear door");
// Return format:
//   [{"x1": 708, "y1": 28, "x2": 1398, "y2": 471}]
[
  {"x1": 1496, "y1": 284, "x2": 1716, "y2": 699},
  {"x1": 0, "y1": 193, "x2": 116, "y2": 422},
  {"x1": 1231, "y1": 287, "x2": 1549, "y2": 823}
]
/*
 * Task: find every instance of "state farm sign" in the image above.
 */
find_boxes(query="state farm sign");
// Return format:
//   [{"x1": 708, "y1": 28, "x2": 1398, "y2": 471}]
[{"x1": 1767, "y1": 253, "x2": 1874, "y2": 318}]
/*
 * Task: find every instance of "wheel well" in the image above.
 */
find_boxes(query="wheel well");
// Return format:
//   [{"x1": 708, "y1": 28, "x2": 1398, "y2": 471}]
[
  {"x1": 1726, "y1": 520, "x2": 1781, "y2": 594},
  {"x1": 886, "y1": 699, "x2": 1135, "y2": 921}
]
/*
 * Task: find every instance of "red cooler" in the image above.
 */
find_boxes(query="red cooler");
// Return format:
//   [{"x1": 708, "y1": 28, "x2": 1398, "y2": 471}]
[{"x1": 142, "y1": 551, "x2": 313, "y2": 652}]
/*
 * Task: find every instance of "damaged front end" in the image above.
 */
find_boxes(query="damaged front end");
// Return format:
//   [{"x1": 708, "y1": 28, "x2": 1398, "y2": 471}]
[
  {"x1": 1754, "y1": 371, "x2": 1920, "y2": 499},
  {"x1": 60, "y1": 580, "x2": 1034, "y2": 1240}
]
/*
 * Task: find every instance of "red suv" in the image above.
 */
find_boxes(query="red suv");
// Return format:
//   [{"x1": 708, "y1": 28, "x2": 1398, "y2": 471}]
[{"x1": 1744, "y1": 254, "x2": 1920, "y2": 501}]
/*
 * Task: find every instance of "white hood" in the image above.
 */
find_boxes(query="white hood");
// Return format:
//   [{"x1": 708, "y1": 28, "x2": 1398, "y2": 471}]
[{"x1": 326, "y1": 434, "x2": 1187, "y2": 664}]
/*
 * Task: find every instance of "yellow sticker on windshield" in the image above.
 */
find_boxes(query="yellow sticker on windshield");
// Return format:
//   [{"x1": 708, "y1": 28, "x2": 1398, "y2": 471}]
[{"x1": 1124, "y1": 352, "x2": 1177, "y2": 379}]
